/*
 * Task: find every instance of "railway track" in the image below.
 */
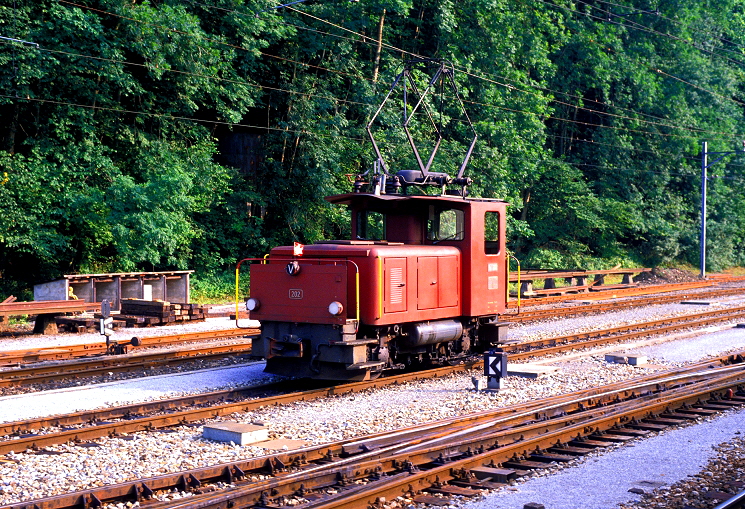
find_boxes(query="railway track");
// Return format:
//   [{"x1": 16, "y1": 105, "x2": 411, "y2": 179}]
[
  {"x1": 5, "y1": 354, "x2": 745, "y2": 509},
  {"x1": 276, "y1": 366, "x2": 745, "y2": 509},
  {"x1": 0, "y1": 340, "x2": 254, "y2": 388},
  {"x1": 504, "y1": 285, "x2": 745, "y2": 323},
  {"x1": 4, "y1": 304, "x2": 745, "y2": 454},
  {"x1": 5, "y1": 287, "x2": 745, "y2": 389},
  {"x1": 0, "y1": 365, "x2": 474, "y2": 455},
  {"x1": 505, "y1": 280, "x2": 717, "y2": 308},
  {"x1": 0, "y1": 328, "x2": 258, "y2": 366},
  {"x1": 4, "y1": 291, "x2": 745, "y2": 508},
  {"x1": 503, "y1": 304, "x2": 745, "y2": 360},
  {"x1": 3, "y1": 281, "x2": 730, "y2": 368}
]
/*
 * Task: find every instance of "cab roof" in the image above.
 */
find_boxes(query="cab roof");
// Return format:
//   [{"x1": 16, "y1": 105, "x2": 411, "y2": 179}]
[{"x1": 325, "y1": 193, "x2": 508, "y2": 207}]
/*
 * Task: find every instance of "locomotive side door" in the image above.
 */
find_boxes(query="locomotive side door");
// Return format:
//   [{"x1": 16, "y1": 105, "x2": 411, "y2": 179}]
[
  {"x1": 458, "y1": 200, "x2": 509, "y2": 317},
  {"x1": 384, "y1": 257, "x2": 407, "y2": 313}
]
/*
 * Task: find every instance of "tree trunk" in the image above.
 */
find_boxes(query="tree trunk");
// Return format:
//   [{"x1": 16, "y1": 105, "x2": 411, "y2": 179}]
[
  {"x1": 520, "y1": 189, "x2": 531, "y2": 222},
  {"x1": 6, "y1": 102, "x2": 19, "y2": 154},
  {"x1": 372, "y1": 9, "x2": 386, "y2": 84}
]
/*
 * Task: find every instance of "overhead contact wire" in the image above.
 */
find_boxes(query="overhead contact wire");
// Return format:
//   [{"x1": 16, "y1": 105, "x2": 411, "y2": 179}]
[
  {"x1": 54, "y1": 0, "x2": 743, "y2": 141},
  {"x1": 25, "y1": 1, "x2": 745, "y2": 151},
  {"x1": 0, "y1": 94, "x2": 364, "y2": 141}
]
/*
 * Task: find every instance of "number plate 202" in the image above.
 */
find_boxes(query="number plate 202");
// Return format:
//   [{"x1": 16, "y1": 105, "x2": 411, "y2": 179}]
[{"x1": 289, "y1": 289, "x2": 303, "y2": 300}]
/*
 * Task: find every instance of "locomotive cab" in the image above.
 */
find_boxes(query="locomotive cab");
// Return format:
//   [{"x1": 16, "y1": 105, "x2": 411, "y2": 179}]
[
  {"x1": 332, "y1": 192, "x2": 509, "y2": 318},
  {"x1": 246, "y1": 193, "x2": 509, "y2": 381}
]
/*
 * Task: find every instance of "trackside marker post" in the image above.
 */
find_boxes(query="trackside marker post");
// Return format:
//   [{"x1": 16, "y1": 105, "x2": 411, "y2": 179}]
[
  {"x1": 484, "y1": 349, "x2": 508, "y2": 390},
  {"x1": 100, "y1": 299, "x2": 113, "y2": 337}
]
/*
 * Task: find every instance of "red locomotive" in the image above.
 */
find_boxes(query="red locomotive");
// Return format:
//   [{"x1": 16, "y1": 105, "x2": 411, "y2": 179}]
[{"x1": 238, "y1": 60, "x2": 510, "y2": 380}]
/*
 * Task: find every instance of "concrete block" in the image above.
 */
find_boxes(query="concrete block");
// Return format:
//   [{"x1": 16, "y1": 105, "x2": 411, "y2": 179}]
[
  {"x1": 605, "y1": 353, "x2": 648, "y2": 366},
  {"x1": 203, "y1": 422, "x2": 269, "y2": 445},
  {"x1": 507, "y1": 363, "x2": 559, "y2": 378},
  {"x1": 34, "y1": 279, "x2": 68, "y2": 301}
]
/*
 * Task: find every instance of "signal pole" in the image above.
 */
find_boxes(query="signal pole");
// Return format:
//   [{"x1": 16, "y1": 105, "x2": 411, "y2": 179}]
[
  {"x1": 700, "y1": 141, "x2": 745, "y2": 278},
  {"x1": 700, "y1": 141, "x2": 707, "y2": 279}
]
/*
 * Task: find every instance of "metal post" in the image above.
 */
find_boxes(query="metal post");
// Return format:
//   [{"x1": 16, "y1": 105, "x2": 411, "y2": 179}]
[
  {"x1": 701, "y1": 141, "x2": 707, "y2": 278},
  {"x1": 699, "y1": 140, "x2": 744, "y2": 279}
]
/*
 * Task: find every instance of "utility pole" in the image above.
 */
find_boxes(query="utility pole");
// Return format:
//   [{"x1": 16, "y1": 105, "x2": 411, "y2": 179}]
[
  {"x1": 700, "y1": 141, "x2": 745, "y2": 278},
  {"x1": 700, "y1": 141, "x2": 707, "y2": 279}
]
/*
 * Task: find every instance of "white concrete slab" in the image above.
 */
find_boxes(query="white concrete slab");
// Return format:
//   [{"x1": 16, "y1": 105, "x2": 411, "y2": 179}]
[{"x1": 203, "y1": 422, "x2": 269, "y2": 445}]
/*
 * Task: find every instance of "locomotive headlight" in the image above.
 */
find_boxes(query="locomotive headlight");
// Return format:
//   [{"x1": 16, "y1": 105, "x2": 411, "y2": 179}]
[
  {"x1": 246, "y1": 297, "x2": 261, "y2": 311},
  {"x1": 328, "y1": 301, "x2": 344, "y2": 316}
]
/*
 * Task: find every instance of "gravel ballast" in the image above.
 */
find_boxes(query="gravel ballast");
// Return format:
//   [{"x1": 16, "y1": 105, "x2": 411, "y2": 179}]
[
  {"x1": 0, "y1": 362, "x2": 275, "y2": 423},
  {"x1": 459, "y1": 409, "x2": 745, "y2": 509},
  {"x1": 2, "y1": 288, "x2": 745, "y2": 506}
]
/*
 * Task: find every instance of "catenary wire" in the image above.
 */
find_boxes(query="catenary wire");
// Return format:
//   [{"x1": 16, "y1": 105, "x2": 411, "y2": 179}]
[
  {"x1": 0, "y1": 93, "x2": 365, "y2": 141},
  {"x1": 54, "y1": 0, "x2": 745, "y2": 140},
  {"x1": 591, "y1": 0, "x2": 745, "y2": 61},
  {"x1": 283, "y1": 2, "x2": 745, "y2": 138},
  {"x1": 15, "y1": 2, "x2": 745, "y2": 158}
]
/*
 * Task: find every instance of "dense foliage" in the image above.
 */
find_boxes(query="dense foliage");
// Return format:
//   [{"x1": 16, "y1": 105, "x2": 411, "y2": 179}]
[{"x1": 2, "y1": 0, "x2": 745, "y2": 297}]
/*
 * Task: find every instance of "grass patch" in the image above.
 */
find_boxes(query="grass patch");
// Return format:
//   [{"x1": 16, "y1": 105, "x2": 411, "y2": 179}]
[
  {"x1": 719, "y1": 266, "x2": 745, "y2": 276},
  {"x1": 191, "y1": 271, "x2": 249, "y2": 305}
]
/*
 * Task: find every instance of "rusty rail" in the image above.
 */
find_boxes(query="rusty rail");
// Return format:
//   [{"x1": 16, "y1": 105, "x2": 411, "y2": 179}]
[
  {"x1": 0, "y1": 341, "x2": 254, "y2": 387},
  {"x1": 507, "y1": 280, "x2": 717, "y2": 308},
  {"x1": 0, "y1": 328, "x2": 258, "y2": 366},
  {"x1": 505, "y1": 286, "x2": 745, "y2": 322},
  {"x1": 7, "y1": 357, "x2": 744, "y2": 509},
  {"x1": 4, "y1": 306, "x2": 745, "y2": 451},
  {"x1": 0, "y1": 365, "x2": 475, "y2": 452},
  {"x1": 0, "y1": 300, "x2": 101, "y2": 317},
  {"x1": 504, "y1": 305, "x2": 745, "y2": 361}
]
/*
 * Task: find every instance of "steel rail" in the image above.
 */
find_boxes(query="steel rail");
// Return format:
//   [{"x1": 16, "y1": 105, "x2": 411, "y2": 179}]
[
  {"x1": 713, "y1": 489, "x2": 745, "y2": 509},
  {"x1": 0, "y1": 328, "x2": 258, "y2": 366},
  {"x1": 4, "y1": 307, "x2": 745, "y2": 453},
  {"x1": 506, "y1": 280, "x2": 717, "y2": 308},
  {"x1": 504, "y1": 305, "x2": 745, "y2": 361},
  {"x1": 0, "y1": 350, "x2": 725, "y2": 454},
  {"x1": 3, "y1": 343, "x2": 729, "y2": 458},
  {"x1": 0, "y1": 364, "x2": 476, "y2": 453},
  {"x1": 0, "y1": 342, "x2": 254, "y2": 387},
  {"x1": 505, "y1": 286, "x2": 745, "y2": 322},
  {"x1": 19, "y1": 360, "x2": 744, "y2": 509},
  {"x1": 0, "y1": 300, "x2": 101, "y2": 317},
  {"x1": 293, "y1": 371, "x2": 745, "y2": 509}
]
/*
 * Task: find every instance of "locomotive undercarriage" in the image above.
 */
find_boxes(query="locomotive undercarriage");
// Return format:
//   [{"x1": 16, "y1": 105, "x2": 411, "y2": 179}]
[{"x1": 258, "y1": 317, "x2": 507, "y2": 381}]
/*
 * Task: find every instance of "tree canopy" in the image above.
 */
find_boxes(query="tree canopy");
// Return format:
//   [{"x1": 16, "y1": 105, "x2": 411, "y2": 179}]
[{"x1": 2, "y1": 0, "x2": 745, "y2": 296}]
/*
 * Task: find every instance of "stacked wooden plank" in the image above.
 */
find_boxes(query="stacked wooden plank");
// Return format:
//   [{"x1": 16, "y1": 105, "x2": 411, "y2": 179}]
[
  {"x1": 55, "y1": 316, "x2": 127, "y2": 333},
  {"x1": 119, "y1": 299, "x2": 206, "y2": 327}
]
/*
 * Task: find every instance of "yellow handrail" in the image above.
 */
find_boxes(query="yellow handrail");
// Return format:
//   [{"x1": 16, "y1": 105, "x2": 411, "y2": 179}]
[{"x1": 507, "y1": 252, "x2": 521, "y2": 310}]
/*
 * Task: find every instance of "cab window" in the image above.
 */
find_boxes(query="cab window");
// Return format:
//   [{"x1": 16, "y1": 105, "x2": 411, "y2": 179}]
[
  {"x1": 485, "y1": 211, "x2": 500, "y2": 254},
  {"x1": 427, "y1": 206, "x2": 464, "y2": 242},
  {"x1": 357, "y1": 210, "x2": 386, "y2": 240}
]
